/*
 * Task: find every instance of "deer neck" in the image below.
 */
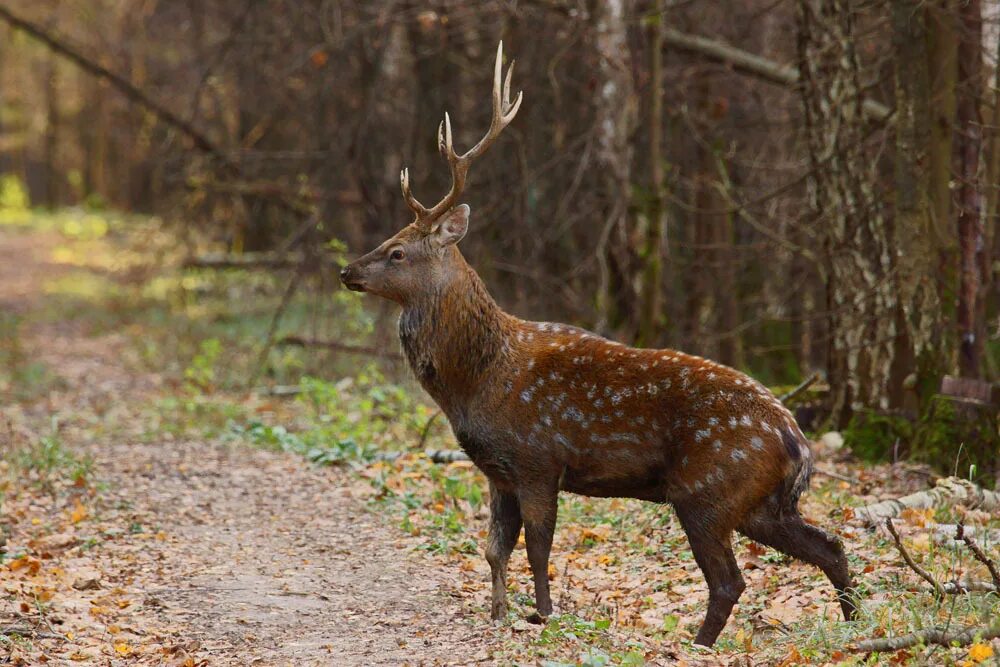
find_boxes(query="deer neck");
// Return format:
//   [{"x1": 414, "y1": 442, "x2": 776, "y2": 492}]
[{"x1": 398, "y1": 257, "x2": 510, "y2": 412}]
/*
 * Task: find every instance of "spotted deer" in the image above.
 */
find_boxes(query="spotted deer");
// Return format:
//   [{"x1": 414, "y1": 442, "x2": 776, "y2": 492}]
[{"x1": 339, "y1": 42, "x2": 857, "y2": 647}]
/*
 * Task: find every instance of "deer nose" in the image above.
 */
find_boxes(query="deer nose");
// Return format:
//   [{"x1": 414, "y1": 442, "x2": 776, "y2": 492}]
[{"x1": 340, "y1": 266, "x2": 351, "y2": 283}]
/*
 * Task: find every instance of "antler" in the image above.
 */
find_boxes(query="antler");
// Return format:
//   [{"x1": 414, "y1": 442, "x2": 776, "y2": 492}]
[{"x1": 401, "y1": 41, "x2": 523, "y2": 231}]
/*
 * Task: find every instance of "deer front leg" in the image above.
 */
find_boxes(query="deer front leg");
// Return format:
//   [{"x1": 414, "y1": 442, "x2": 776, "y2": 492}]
[
  {"x1": 485, "y1": 482, "x2": 522, "y2": 621},
  {"x1": 518, "y1": 485, "x2": 558, "y2": 623}
]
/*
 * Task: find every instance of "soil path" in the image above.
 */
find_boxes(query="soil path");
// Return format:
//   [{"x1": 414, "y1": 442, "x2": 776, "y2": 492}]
[{"x1": 1, "y1": 228, "x2": 496, "y2": 666}]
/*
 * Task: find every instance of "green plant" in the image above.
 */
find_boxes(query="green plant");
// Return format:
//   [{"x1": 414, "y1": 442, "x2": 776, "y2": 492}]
[
  {"x1": 10, "y1": 421, "x2": 92, "y2": 491},
  {"x1": 844, "y1": 410, "x2": 913, "y2": 463},
  {"x1": 184, "y1": 338, "x2": 223, "y2": 393}
]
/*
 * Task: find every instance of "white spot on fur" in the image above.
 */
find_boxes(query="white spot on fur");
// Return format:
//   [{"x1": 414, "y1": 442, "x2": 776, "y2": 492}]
[{"x1": 750, "y1": 436, "x2": 764, "y2": 450}]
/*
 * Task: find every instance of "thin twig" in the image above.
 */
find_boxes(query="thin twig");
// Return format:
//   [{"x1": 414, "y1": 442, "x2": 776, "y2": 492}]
[
  {"x1": 249, "y1": 262, "x2": 307, "y2": 387},
  {"x1": 885, "y1": 518, "x2": 944, "y2": 597},
  {"x1": 277, "y1": 336, "x2": 403, "y2": 361},
  {"x1": 417, "y1": 411, "x2": 443, "y2": 449},
  {"x1": 813, "y1": 467, "x2": 859, "y2": 484},
  {"x1": 957, "y1": 523, "x2": 1000, "y2": 591},
  {"x1": 778, "y1": 371, "x2": 822, "y2": 403}
]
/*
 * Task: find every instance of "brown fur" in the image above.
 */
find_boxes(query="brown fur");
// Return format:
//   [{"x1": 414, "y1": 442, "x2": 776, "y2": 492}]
[{"x1": 341, "y1": 206, "x2": 857, "y2": 646}]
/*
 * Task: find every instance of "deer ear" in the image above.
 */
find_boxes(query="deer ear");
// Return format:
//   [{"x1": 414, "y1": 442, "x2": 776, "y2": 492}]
[{"x1": 432, "y1": 204, "x2": 470, "y2": 247}]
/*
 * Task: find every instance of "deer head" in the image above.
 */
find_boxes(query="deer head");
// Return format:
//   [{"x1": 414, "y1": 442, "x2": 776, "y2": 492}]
[{"x1": 340, "y1": 42, "x2": 522, "y2": 305}]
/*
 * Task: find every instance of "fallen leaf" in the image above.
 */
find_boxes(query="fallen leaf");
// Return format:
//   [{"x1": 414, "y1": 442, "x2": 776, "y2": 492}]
[
  {"x1": 70, "y1": 502, "x2": 88, "y2": 524},
  {"x1": 968, "y1": 643, "x2": 994, "y2": 663}
]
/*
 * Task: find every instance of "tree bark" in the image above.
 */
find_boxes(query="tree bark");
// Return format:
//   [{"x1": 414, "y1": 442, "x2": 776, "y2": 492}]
[
  {"x1": 637, "y1": 2, "x2": 666, "y2": 347},
  {"x1": 593, "y1": 0, "x2": 637, "y2": 337},
  {"x1": 892, "y1": 0, "x2": 947, "y2": 407},
  {"x1": 925, "y1": 0, "x2": 958, "y2": 274},
  {"x1": 797, "y1": 0, "x2": 896, "y2": 425},
  {"x1": 43, "y1": 52, "x2": 59, "y2": 208},
  {"x1": 955, "y1": 0, "x2": 985, "y2": 377}
]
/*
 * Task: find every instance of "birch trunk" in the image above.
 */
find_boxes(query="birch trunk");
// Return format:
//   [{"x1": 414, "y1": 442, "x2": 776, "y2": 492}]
[{"x1": 797, "y1": 0, "x2": 896, "y2": 424}]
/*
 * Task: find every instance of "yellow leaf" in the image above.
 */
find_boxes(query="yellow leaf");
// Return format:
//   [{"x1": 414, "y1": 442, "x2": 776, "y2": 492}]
[
  {"x1": 969, "y1": 643, "x2": 994, "y2": 663},
  {"x1": 114, "y1": 641, "x2": 130, "y2": 656},
  {"x1": 908, "y1": 533, "x2": 930, "y2": 553},
  {"x1": 70, "y1": 502, "x2": 88, "y2": 524}
]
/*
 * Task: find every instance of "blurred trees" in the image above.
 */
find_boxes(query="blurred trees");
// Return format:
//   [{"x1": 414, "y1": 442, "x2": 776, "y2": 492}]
[{"x1": 0, "y1": 0, "x2": 997, "y2": 431}]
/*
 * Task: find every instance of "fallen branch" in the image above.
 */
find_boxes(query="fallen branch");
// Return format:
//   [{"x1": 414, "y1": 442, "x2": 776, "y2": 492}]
[
  {"x1": 956, "y1": 523, "x2": 1000, "y2": 591},
  {"x1": 277, "y1": 336, "x2": 403, "y2": 361},
  {"x1": 854, "y1": 623, "x2": 1000, "y2": 653},
  {"x1": 256, "y1": 385, "x2": 302, "y2": 397},
  {"x1": 812, "y1": 467, "x2": 859, "y2": 485},
  {"x1": 0, "y1": 624, "x2": 65, "y2": 641},
  {"x1": 885, "y1": 518, "x2": 944, "y2": 596},
  {"x1": 377, "y1": 449, "x2": 470, "y2": 464},
  {"x1": 886, "y1": 519, "x2": 998, "y2": 595},
  {"x1": 859, "y1": 477, "x2": 1000, "y2": 526},
  {"x1": 661, "y1": 27, "x2": 891, "y2": 121}
]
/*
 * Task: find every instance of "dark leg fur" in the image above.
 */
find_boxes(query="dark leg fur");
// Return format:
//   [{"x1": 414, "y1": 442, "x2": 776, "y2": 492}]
[
  {"x1": 676, "y1": 509, "x2": 746, "y2": 647},
  {"x1": 739, "y1": 507, "x2": 857, "y2": 622},
  {"x1": 485, "y1": 483, "x2": 522, "y2": 620},
  {"x1": 518, "y1": 486, "x2": 558, "y2": 622}
]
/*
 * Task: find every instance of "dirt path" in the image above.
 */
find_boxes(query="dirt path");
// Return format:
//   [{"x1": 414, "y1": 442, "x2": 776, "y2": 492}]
[{"x1": 1, "y1": 229, "x2": 498, "y2": 665}]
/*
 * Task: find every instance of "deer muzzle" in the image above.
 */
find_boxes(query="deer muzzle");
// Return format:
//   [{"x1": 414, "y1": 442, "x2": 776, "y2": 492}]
[{"x1": 339, "y1": 265, "x2": 366, "y2": 292}]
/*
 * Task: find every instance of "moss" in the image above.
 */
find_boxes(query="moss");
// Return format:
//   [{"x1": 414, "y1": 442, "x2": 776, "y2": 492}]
[
  {"x1": 845, "y1": 397, "x2": 998, "y2": 488},
  {"x1": 843, "y1": 410, "x2": 913, "y2": 463}
]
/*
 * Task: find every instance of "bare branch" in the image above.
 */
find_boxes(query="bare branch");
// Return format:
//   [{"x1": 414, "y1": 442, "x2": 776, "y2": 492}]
[
  {"x1": 885, "y1": 518, "x2": 945, "y2": 597},
  {"x1": 778, "y1": 371, "x2": 822, "y2": 403},
  {"x1": 661, "y1": 27, "x2": 891, "y2": 121},
  {"x1": 957, "y1": 523, "x2": 1000, "y2": 591},
  {"x1": 0, "y1": 3, "x2": 230, "y2": 166}
]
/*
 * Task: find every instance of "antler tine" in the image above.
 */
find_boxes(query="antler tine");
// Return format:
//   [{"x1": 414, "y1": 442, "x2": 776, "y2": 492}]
[
  {"x1": 400, "y1": 167, "x2": 430, "y2": 219},
  {"x1": 403, "y1": 40, "x2": 523, "y2": 229}
]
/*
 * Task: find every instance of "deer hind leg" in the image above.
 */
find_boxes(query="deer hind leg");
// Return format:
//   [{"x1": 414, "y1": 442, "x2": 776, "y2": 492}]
[
  {"x1": 676, "y1": 508, "x2": 746, "y2": 647},
  {"x1": 517, "y1": 485, "x2": 558, "y2": 623},
  {"x1": 485, "y1": 483, "x2": 522, "y2": 621},
  {"x1": 739, "y1": 506, "x2": 857, "y2": 622}
]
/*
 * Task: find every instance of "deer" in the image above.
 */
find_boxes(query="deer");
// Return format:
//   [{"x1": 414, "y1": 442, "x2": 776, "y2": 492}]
[{"x1": 339, "y1": 42, "x2": 857, "y2": 647}]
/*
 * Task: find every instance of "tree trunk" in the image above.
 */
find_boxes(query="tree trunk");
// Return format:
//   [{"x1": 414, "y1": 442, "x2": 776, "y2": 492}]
[
  {"x1": 797, "y1": 0, "x2": 896, "y2": 425},
  {"x1": 955, "y1": 0, "x2": 985, "y2": 377},
  {"x1": 593, "y1": 0, "x2": 637, "y2": 338},
  {"x1": 892, "y1": 0, "x2": 948, "y2": 407},
  {"x1": 43, "y1": 53, "x2": 59, "y2": 207},
  {"x1": 638, "y1": 1, "x2": 666, "y2": 347},
  {"x1": 926, "y1": 0, "x2": 958, "y2": 283}
]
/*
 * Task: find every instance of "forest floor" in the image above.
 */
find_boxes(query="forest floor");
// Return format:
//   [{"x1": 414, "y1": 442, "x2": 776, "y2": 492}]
[{"x1": 1, "y1": 218, "x2": 999, "y2": 666}]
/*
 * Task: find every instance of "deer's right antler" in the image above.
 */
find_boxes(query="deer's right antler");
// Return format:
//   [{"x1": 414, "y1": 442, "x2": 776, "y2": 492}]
[{"x1": 401, "y1": 41, "x2": 523, "y2": 232}]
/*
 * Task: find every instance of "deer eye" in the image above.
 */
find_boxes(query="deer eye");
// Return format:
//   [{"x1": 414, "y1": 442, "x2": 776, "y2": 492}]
[{"x1": 389, "y1": 248, "x2": 405, "y2": 262}]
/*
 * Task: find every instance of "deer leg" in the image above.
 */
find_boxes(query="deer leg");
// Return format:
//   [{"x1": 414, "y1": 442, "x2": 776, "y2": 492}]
[
  {"x1": 739, "y1": 509, "x2": 857, "y2": 622},
  {"x1": 485, "y1": 483, "x2": 522, "y2": 621},
  {"x1": 677, "y1": 510, "x2": 745, "y2": 647},
  {"x1": 518, "y1": 485, "x2": 558, "y2": 623}
]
